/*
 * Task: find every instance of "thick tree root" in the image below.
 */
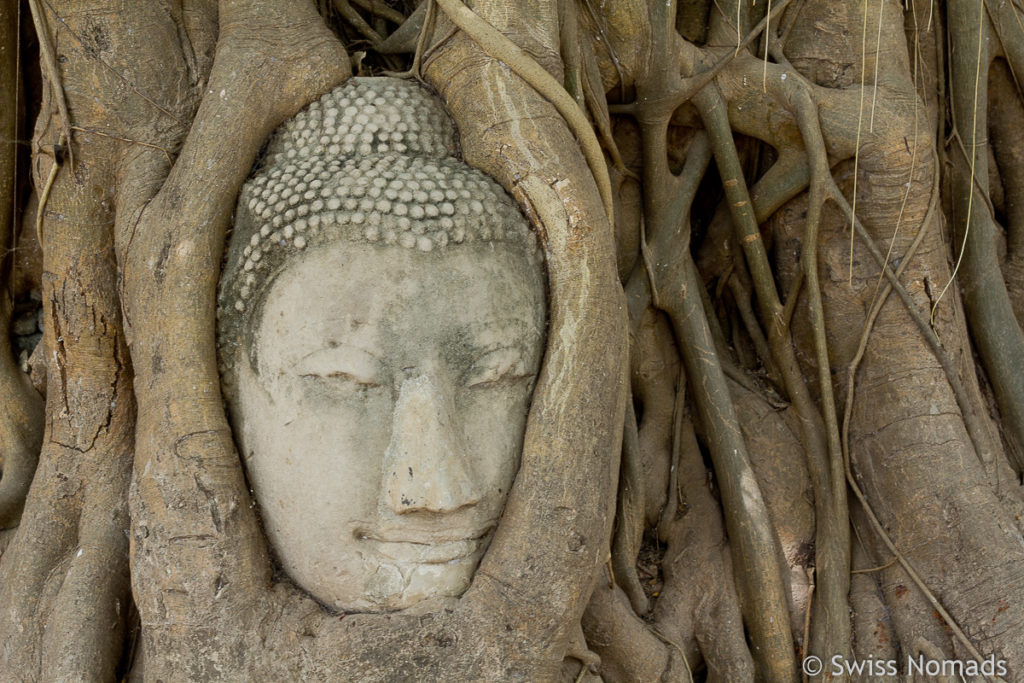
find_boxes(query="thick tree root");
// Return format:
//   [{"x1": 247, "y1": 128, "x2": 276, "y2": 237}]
[
  {"x1": 122, "y1": 1, "x2": 350, "y2": 677},
  {"x1": 947, "y1": 0, "x2": 1024, "y2": 472},
  {"x1": 654, "y1": 405, "x2": 756, "y2": 681}
]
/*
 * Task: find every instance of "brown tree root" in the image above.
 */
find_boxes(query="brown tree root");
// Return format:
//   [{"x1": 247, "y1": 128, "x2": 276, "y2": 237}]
[
  {"x1": 0, "y1": 0, "x2": 208, "y2": 676},
  {"x1": 636, "y1": 81, "x2": 798, "y2": 677},
  {"x1": 770, "y1": 6, "x2": 1024, "y2": 657},
  {"x1": 0, "y1": 141, "x2": 135, "y2": 680},
  {"x1": 836, "y1": 130, "x2": 1000, "y2": 666},
  {"x1": 610, "y1": 398, "x2": 649, "y2": 616},
  {"x1": 0, "y1": 527, "x2": 13, "y2": 557},
  {"x1": 731, "y1": 382, "x2": 815, "y2": 645},
  {"x1": 433, "y1": 0, "x2": 614, "y2": 230},
  {"x1": 946, "y1": 0, "x2": 1024, "y2": 472},
  {"x1": 653, "y1": 404, "x2": 756, "y2": 682},
  {"x1": 624, "y1": 275, "x2": 678, "y2": 527},
  {"x1": 693, "y1": 82, "x2": 850, "y2": 668},
  {"x1": 848, "y1": 536, "x2": 897, "y2": 663},
  {"x1": 988, "y1": 59, "x2": 1024, "y2": 327},
  {"x1": 122, "y1": 1, "x2": 350, "y2": 677},
  {"x1": 582, "y1": 583, "x2": 675, "y2": 682}
]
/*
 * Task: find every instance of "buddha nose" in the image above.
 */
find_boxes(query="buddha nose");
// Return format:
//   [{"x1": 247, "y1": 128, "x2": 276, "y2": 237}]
[{"x1": 382, "y1": 374, "x2": 482, "y2": 514}]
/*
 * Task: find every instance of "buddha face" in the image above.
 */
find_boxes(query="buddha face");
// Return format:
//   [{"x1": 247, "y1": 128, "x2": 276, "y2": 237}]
[{"x1": 232, "y1": 240, "x2": 545, "y2": 612}]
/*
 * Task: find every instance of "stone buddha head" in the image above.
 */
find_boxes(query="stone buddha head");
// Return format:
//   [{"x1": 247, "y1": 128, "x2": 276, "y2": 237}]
[{"x1": 218, "y1": 78, "x2": 546, "y2": 613}]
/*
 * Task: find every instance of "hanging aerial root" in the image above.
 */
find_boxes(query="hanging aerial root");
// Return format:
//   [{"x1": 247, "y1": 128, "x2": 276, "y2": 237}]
[
  {"x1": 638, "y1": 124, "x2": 797, "y2": 678},
  {"x1": 944, "y1": 0, "x2": 1024, "y2": 472},
  {"x1": 692, "y1": 84, "x2": 849, "y2": 668},
  {"x1": 652, "y1": 389, "x2": 755, "y2": 681},
  {"x1": 26, "y1": 0, "x2": 73, "y2": 169},
  {"x1": 610, "y1": 396, "x2": 649, "y2": 616}
]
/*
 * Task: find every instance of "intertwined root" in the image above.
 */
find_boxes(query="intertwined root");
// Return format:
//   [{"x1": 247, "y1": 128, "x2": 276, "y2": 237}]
[{"x1": 5, "y1": 0, "x2": 1024, "y2": 679}]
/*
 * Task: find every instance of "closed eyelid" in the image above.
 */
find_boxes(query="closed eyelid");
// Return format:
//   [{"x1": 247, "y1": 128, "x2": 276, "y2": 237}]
[
  {"x1": 295, "y1": 345, "x2": 383, "y2": 383},
  {"x1": 464, "y1": 345, "x2": 534, "y2": 385},
  {"x1": 472, "y1": 343, "x2": 528, "y2": 362}
]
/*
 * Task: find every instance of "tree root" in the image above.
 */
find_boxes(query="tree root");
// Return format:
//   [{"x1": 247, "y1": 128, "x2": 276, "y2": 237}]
[
  {"x1": 433, "y1": 0, "x2": 615, "y2": 231},
  {"x1": 582, "y1": 582, "x2": 675, "y2": 682},
  {"x1": 121, "y1": 1, "x2": 350, "y2": 676},
  {"x1": 626, "y1": 8, "x2": 801, "y2": 670},
  {"x1": 848, "y1": 537, "x2": 897, "y2": 663},
  {"x1": 653, "y1": 400, "x2": 756, "y2": 682},
  {"x1": 610, "y1": 398, "x2": 649, "y2": 616},
  {"x1": 837, "y1": 151, "x2": 989, "y2": 666},
  {"x1": 693, "y1": 82, "x2": 850, "y2": 667},
  {"x1": 946, "y1": 0, "x2": 1024, "y2": 473},
  {"x1": 1, "y1": 142, "x2": 135, "y2": 679},
  {"x1": 652, "y1": 220, "x2": 797, "y2": 680},
  {"x1": 731, "y1": 381, "x2": 815, "y2": 644},
  {"x1": 377, "y1": 1, "x2": 426, "y2": 54},
  {"x1": 623, "y1": 276, "x2": 678, "y2": 526},
  {"x1": 989, "y1": 59, "x2": 1024, "y2": 326}
]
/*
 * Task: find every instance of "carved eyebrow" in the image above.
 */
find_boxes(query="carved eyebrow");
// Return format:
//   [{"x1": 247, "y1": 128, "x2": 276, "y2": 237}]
[{"x1": 297, "y1": 339, "x2": 382, "y2": 362}]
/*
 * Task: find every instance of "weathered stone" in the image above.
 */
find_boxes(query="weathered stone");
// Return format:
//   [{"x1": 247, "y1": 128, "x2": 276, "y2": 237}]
[{"x1": 216, "y1": 77, "x2": 546, "y2": 614}]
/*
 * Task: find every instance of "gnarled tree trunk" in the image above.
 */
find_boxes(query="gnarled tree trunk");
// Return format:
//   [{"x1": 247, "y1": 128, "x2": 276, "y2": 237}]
[{"x1": 3, "y1": 0, "x2": 1024, "y2": 680}]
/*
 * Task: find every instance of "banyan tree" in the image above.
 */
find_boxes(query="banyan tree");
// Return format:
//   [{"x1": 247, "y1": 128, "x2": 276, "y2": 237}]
[{"x1": 2, "y1": 0, "x2": 1024, "y2": 680}]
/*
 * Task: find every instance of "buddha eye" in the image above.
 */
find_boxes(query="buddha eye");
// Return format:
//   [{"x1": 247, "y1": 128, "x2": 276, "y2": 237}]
[
  {"x1": 464, "y1": 347, "x2": 532, "y2": 388},
  {"x1": 295, "y1": 345, "x2": 383, "y2": 389},
  {"x1": 300, "y1": 371, "x2": 381, "y2": 389}
]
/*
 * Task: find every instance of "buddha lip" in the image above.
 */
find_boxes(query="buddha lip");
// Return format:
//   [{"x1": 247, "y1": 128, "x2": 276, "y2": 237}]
[
  {"x1": 357, "y1": 524, "x2": 493, "y2": 546},
  {"x1": 355, "y1": 525, "x2": 495, "y2": 563},
  {"x1": 373, "y1": 538, "x2": 483, "y2": 564}
]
